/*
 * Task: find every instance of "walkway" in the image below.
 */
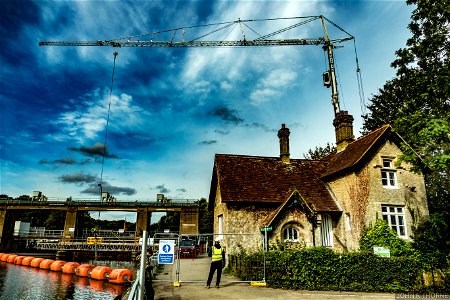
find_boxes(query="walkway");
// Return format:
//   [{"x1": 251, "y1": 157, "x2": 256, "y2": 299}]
[{"x1": 153, "y1": 253, "x2": 397, "y2": 300}]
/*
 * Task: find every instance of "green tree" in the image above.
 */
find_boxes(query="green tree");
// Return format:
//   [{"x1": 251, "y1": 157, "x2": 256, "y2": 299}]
[
  {"x1": 412, "y1": 212, "x2": 450, "y2": 270},
  {"x1": 198, "y1": 198, "x2": 213, "y2": 233},
  {"x1": 303, "y1": 143, "x2": 336, "y2": 160}
]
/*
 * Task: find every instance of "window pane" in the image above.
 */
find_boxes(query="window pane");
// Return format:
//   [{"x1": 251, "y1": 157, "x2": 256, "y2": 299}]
[
  {"x1": 398, "y1": 216, "x2": 404, "y2": 225},
  {"x1": 389, "y1": 207, "x2": 395, "y2": 213},
  {"x1": 293, "y1": 229, "x2": 298, "y2": 240},
  {"x1": 399, "y1": 226, "x2": 405, "y2": 236},
  {"x1": 382, "y1": 215, "x2": 388, "y2": 222},
  {"x1": 382, "y1": 206, "x2": 387, "y2": 212},
  {"x1": 383, "y1": 159, "x2": 391, "y2": 168},
  {"x1": 396, "y1": 207, "x2": 403, "y2": 213},
  {"x1": 392, "y1": 225, "x2": 397, "y2": 233},
  {"x1": 382, "y1": 172, "x2": 387, "y2": 179},
  {"x1": 390, "y1": 215, "x2": 396, "y2": 225},
  {"x1": 389, "y1": 173, "x2": 396, "y2": 185}
]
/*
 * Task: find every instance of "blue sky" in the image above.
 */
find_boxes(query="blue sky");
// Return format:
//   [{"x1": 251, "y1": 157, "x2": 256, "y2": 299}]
[{"x1": 1, "y1": 1, "x2": 413, "y2": 220}]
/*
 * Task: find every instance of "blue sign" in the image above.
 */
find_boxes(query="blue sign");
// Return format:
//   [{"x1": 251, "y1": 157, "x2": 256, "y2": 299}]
[{"x1": 158, "y1": 240, "x2": 175, "y2": 264}]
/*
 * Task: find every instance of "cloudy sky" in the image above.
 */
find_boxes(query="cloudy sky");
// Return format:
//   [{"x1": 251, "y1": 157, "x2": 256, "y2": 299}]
[{"x1": 1, "y1": 1, "x2": 413, "y2": 219}]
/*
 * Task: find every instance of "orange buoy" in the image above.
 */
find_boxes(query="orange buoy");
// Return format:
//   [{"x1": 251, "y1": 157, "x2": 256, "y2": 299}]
[
  {"x1": 39, "y1": 259, "x2": 55, "y2": 269},
  {"x1": 62, "y1": 262, "x2": 80, "y2": 274},
  {"x1": 90, "y1": 266, "x2": 112, "y2": 281},
  {"x1": 108, "y1": 269, "x2": 133, "y2": 284},
  {"x1": 0, "y1": 254, "x2": 11, "y2": 261},
  {"x1": 50, "y1": 260, "x2": 66, "y2": 272},
  {"x1": 75, "y1": 264, "x2": 95, "y2": 277},
  {"x1": 14, "y1": 256, "x2": 26, "y2": 264},
  {"x1": 7, "y1": 255, "x2": 18, "y2": 263},
  {"x1": 30, "y1": 257, "x2": 45, "y2": 268},
  {"x1": 21, "y1": 256, "x2": 35, "y2": 266}
]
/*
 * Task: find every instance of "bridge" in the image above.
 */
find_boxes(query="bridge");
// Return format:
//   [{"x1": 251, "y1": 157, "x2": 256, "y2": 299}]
[{"x1": 0, "y1": 198, "x2": 200, "y2": 252}]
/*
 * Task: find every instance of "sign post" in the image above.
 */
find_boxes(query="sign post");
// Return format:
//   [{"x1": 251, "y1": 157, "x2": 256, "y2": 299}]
[{"x1": 260, "y1": 226, "x2": 272, "y2": 252}]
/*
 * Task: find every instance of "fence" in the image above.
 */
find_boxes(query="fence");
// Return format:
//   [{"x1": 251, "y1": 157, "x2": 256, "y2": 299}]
[{"x1": 150, "y1": 232, "x2": 267, "y2": 287}]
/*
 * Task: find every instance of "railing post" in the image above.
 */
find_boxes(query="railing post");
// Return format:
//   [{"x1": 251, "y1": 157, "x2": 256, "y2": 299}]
[{"x1": 138, "y1": 230, "x2": 148, "y2": 300}]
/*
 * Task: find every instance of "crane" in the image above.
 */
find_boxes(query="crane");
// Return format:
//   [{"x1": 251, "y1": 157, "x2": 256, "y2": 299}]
[{"x1": 39, "y1": 15, "x2": 355, "y2": 117}]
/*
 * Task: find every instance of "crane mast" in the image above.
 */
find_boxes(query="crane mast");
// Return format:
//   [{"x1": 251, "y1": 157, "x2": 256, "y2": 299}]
[{"x1": 39, "y1": 16, "x2": 353, "y2": 117}]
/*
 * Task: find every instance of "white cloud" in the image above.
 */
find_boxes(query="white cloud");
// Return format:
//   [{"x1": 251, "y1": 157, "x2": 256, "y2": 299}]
[{"x1": 51, "y1": 89, "x2": 146, "y2": 143}]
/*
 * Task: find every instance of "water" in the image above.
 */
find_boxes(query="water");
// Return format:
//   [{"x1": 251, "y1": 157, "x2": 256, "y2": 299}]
[{"x1": 0, "y1": 262, "x2": 127, "y2": 299}]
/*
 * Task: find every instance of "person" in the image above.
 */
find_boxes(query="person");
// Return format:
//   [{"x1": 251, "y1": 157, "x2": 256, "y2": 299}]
[{"x1": 206, "y1": 237, "x2": 226, "y2": 289}]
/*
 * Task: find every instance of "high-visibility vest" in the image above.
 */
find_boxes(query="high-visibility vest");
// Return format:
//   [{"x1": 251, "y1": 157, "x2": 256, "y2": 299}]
[{"x1": 212, "y1": 247, "x2": 223, "y2": 262}]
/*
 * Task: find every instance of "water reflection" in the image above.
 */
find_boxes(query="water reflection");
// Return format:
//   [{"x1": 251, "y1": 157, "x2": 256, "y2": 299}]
[{"x1": 0, "y1": 262, "x2": 126, "y2": 300}]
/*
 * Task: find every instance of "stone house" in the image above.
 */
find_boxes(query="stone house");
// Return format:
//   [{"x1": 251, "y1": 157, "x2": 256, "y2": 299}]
[{"x1": 208, "y1": 111, "x2": 429, "y2": 254}]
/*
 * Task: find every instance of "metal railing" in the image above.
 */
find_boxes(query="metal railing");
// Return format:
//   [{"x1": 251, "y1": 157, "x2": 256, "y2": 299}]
[{"x1": 35, "y1": 239, "x2": 143, "y2": 251}]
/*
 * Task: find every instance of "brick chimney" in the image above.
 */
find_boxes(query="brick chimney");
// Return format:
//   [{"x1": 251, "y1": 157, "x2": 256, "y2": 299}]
[
  {"x1": 278, "y1": 124, "x2": 290, "y2": 164},
  {"x1": 333, "y1": 111, "x2": 354, "y2": 152}
]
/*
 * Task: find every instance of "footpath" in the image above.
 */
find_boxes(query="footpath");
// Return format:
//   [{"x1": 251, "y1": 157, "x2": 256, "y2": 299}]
[{"x1": 153, "y1": 253, "x2": 397, "y2": 300}]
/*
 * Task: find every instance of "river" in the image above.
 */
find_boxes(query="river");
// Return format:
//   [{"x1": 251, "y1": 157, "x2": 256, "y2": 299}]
[{"x1": 0, "y1": 261, "x2": 128, "y2": 300}]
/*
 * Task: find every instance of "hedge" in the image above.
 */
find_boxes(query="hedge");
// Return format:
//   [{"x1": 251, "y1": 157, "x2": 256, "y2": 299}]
[{"x1": 228, "y1": 247, "x2": 424, "y2": 292}]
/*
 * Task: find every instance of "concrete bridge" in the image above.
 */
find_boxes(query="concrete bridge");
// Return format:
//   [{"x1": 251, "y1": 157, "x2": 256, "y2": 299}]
[{"x1": 0, "y1": 198, "x2": 199, "y2": 252}]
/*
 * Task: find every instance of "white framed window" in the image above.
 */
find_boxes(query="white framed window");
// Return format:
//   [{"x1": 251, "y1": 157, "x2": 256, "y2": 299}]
[
  {"x1": 381, "y1": 205, "x2": 407, "y2": 238},
  {"x1": 283, "y1": 226, "x2": 299, "y2": 242},
  {"x1": 381, "y1": 158, "x2": 397, "y2": 188},
  {"x1": 320, "y1": 214, "x2": 333, "y2": 247}
]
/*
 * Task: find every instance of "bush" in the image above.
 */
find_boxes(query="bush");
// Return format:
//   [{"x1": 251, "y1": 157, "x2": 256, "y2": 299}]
[
  {"x1": 359, "y1": 220, "x2": 417, "y2": 257},
  {"x1": 229, "y1": 247, "x2": 424, "y2": 292}
]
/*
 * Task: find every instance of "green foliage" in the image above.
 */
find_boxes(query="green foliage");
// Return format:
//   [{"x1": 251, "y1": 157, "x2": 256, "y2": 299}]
[
  {"x1": 412, "y1": 212, "x2": 450, "y2": 270},
  {"x1": 198, "y1": 198, "x2": 213, "y2": 233},
  {"x1": 229, "y1": 247, "x2": 424, "y2": 292},
  {"x1": 359, "y1": 220, "x2": 416, "y2": 257},
  {"x1": 303, "y1": 143, "x2": 336, "y2": 160}
]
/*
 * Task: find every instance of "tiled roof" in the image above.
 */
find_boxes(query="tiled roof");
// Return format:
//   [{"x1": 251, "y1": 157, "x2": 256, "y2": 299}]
[
  {"x1": 212, "y1": 154, "x2": 340, "y2": 212},
  {"x1": 321, "y1": 125, "x2": 391, "y2": 178}
]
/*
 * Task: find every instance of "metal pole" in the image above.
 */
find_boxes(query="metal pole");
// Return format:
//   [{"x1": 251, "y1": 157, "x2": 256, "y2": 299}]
[{"x1": 138, "y1": 230, "x2": 148, "y2": 300}]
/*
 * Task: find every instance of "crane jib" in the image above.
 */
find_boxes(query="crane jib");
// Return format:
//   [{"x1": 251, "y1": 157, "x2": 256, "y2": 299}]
[{"x1": 38, "y1": 37, "x2": 353, "y2": 48}]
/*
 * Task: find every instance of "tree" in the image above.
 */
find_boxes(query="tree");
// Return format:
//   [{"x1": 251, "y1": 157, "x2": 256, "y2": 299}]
[
  {"x1": 362, "y1": 0, "x2": 450, "y2": 214},
  {"x1": 198, "y1": 198, "x2": 213, "y2": 233},
  {"x1": 303, "y1": 143, "x2": 336, "y2": 160},
  {"x1": 412, "y1": 212, "x2": 450, "y2": 270}
]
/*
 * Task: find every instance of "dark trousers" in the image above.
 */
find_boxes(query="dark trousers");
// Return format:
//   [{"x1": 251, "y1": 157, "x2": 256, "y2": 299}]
[{"x1": 206, "y1": 260, "x2": 223, "y2": 286}]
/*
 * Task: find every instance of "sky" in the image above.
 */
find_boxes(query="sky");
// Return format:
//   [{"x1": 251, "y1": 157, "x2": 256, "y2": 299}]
[{"x1": 0, "y1": 1, "x2": 414, "y2": 221}]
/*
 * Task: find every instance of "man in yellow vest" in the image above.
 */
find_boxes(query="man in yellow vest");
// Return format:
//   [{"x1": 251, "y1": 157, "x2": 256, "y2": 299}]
[{"x1": 205, "y1": 237, "x2": 225, "y2": 288}]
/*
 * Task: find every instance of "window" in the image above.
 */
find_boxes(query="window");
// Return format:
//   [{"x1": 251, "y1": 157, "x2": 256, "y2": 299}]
[
  {"x1": 320, "y1": 214, "x2": 333, "y2": 247},
  {"x1": 381, "y1": 158, "x2": 397, "y2": 188},
  {"x1": 218, "y1": 214, "x2": 223, "y2": 240},
  {"x1": 283, "y1": 226, "x2": 299, "y2": 242},
  {"x1": 381, "y1": 205, "x2": 407, "y2": 238}
]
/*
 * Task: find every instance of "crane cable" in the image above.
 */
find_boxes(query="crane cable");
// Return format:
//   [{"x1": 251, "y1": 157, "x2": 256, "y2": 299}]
[
  {"x1": 353, "y1": 39, "x2": 367, "y2": 116},
  {"x1": 98, "y1": 51, "x2": 118, "y2": 219}
]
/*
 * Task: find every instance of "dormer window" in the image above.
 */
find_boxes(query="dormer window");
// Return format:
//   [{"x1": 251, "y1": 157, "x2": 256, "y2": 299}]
[{"x1": 381, "y1": 158, "x2": 397, "y2": 188}]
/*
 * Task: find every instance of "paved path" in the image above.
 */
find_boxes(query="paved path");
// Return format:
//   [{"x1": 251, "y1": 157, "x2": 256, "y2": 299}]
[{"x1": 153, "y1": 253, "x2": 397, "y2": 300}]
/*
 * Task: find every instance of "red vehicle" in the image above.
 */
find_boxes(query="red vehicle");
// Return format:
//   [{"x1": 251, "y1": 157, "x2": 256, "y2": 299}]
[{"x1": 178, "y1": 239, "x2": 197, "y2": 259}]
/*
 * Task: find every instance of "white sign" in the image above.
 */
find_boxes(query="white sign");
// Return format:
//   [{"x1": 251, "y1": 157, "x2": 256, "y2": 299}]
[
  {"x1": 69, "y1": 228, "x2": 75, "y2": 232},
  {"x1": 158, "y1": 240, "x2": 175, "y2": 264},
  {"x1": 373, "y1": 246, "x2": 390, "y2": 257},
  {"x1": 118, "y1": 229, "x2": 124, "y2": 233}
]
